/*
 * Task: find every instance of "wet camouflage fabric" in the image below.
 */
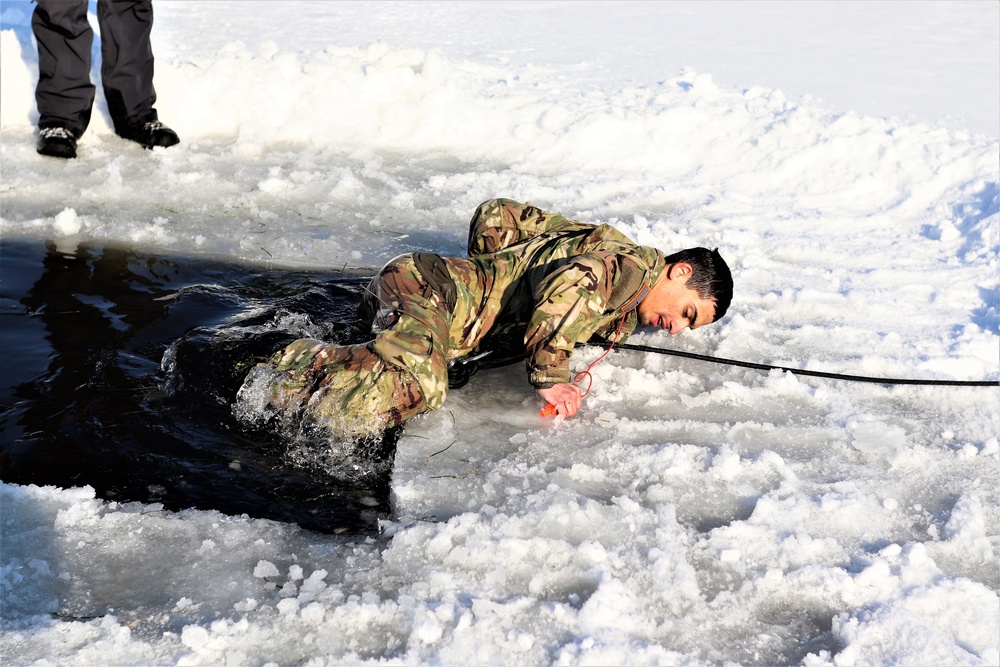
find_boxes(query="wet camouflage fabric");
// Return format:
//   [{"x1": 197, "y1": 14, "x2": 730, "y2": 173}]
[
  {"x1": 256, "y1": 199, "x2": 667, "y2": 437},
  {"x1": 262, "y1": 254, "x2": 450, "y2": 439},
  {"x1": 264, "y1": 338, "x2": 426, "y2": 439}
]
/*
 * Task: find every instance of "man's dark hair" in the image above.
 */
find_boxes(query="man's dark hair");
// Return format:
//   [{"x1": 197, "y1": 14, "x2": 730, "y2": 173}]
[{"x1": 663, "y1": 247, "x2": 733, "y2": 322}]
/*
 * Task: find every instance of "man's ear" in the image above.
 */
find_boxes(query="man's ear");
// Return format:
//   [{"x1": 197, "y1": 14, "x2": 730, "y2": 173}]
[{"x1": 666, "y1": 262, "x2": 693, "y2": 281}]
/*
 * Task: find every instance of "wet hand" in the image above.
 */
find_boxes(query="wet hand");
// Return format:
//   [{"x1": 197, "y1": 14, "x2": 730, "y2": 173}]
[{"x1": 538, "y1": 383, "x2": 583, "y2": 418}]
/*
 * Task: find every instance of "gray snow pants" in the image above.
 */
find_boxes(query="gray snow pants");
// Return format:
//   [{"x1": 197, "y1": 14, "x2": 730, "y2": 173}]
[{"x1": 33, "y1": 0, "x2": 158, "y2": 137}]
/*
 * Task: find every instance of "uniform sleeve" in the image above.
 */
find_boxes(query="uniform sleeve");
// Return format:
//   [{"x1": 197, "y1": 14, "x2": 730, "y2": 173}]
[
  {"x1": 467, "y1": 198, "x2": 593, "y2": 257},
  {"x1": 523, "y1": 253, "x2": 618, "y2": 387}
]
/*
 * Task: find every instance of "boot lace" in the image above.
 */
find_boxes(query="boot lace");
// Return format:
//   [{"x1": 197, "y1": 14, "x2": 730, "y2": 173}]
[{"x1": 39, "y1": 127, "x2": 75, "y2": 140}]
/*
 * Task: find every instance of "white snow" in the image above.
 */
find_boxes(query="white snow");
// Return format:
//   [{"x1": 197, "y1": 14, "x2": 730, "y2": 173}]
[{"x1": 1, "y1": 1, "x2": 998, "y2": 665}]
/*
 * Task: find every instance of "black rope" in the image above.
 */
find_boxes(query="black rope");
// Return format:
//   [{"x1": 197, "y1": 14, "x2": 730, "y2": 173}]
[{"x1": 612, "y1": 342, "x2": 1000, "y2": 387}]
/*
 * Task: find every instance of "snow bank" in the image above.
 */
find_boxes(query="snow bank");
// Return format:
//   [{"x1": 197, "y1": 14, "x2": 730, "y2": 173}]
[{"x1": 3, "y1": 431, "x2": 997, "y2": 666}]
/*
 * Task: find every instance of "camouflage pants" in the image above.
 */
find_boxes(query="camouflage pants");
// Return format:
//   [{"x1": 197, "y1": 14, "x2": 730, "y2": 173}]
[{"x1": 259, "y1": 254, "x2": 453, "y2": 439}]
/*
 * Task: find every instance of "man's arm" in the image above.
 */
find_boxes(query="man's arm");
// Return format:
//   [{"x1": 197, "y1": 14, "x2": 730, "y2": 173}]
[
  {"x1": 523, "y1": 253, "x2": 617, "y2": 390},
  {"x1": 467, "y1": 199, "x2": 593, "y2": 257}
]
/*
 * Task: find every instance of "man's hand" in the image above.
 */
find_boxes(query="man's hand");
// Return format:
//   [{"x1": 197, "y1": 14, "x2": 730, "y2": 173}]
[{"x1": 537, "y1": 382, "x2": 583, "y2": 418}]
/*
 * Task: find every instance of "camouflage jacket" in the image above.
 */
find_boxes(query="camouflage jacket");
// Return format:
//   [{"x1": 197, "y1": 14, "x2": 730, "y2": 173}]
[{"x1": 441, "y1": 199, "x2": 666, "y2": 388}]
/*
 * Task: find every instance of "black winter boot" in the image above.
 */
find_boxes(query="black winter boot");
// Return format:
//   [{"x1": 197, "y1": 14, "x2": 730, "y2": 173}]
[
  {"x1": 36, "y1": 126, "x2": 78, "y2": 159},
  {"x1": 120, "y1": 118, "x2": 179, "y2": 149}
]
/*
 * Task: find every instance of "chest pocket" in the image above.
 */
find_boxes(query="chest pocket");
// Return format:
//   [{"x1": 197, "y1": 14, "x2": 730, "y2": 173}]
[{"x1": 607, "y1": 258, "x2": 649, "y2": 314}]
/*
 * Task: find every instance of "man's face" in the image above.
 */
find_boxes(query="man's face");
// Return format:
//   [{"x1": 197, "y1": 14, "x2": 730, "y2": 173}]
[{"x1": 636, "y1": 263, "x2": 716, "y2": 334}]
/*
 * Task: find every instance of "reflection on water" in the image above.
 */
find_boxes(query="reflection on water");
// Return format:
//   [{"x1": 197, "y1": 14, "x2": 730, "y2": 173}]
[{"x1": 0, "y1": 239, "x2": 397, "y2": 534}]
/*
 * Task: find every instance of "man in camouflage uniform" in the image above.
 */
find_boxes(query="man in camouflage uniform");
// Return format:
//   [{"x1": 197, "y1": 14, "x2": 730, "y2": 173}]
[{"x1": 242, "y1": 199, "x2": 733, "y2": 439}]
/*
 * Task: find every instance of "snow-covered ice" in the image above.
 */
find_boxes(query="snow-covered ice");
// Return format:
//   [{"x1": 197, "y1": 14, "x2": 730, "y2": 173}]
[{"x1": 1, "y1": 1, "x2": 998, "y2": 665}]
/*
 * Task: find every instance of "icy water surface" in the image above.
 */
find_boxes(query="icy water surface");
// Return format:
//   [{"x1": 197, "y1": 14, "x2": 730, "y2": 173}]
[{"x1": 0, "y1": 239, "x2": 398, "y2": 534}]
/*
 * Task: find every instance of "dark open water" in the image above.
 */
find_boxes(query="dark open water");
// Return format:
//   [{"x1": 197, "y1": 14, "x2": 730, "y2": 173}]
[{"x1": 0, "y1": 239, "x2": 399, "y2": 534}]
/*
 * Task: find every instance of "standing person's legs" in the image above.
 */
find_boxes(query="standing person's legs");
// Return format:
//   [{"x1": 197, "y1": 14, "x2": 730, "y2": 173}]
[
  {"x1": 33, "y1": 0, "x2": 94, "y2": 139},
  {"x1": 96, "y1": 0, "x2": 178, "y2": 147},
  {"x1": 96, "y1": 0, "x2": 154, "y2": 133}
]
